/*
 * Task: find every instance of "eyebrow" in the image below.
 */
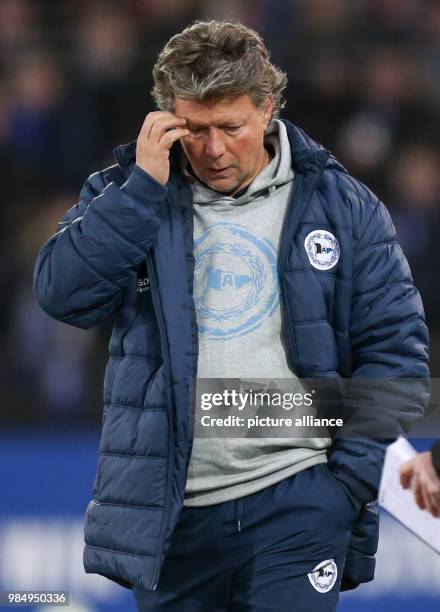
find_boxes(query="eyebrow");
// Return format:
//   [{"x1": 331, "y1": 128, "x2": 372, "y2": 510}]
[
  {"x1": 186, "y1": 121, "x2": 245, "y2": 129},
  {"x1": 185, "y1": 111, "x2": 249, "y2": 127},
  {"x1": 186, "y1": 122, "x2": 206, "y2": 129}
]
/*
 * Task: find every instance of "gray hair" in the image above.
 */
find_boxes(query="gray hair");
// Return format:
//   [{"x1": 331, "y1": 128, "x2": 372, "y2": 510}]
[{"x1": 152, "y1": 20, "x2": 287, "y2": 118}]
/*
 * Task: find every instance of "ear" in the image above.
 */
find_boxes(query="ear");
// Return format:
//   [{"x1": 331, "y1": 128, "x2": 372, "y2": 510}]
[{"x1": 263, "y1": 95, "x2": 273, "y2": 128}]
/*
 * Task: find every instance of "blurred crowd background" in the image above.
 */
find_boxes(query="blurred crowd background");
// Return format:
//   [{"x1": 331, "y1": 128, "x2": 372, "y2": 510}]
[{"x1": 1, "y1": 0, "x2": 440, "y2": 427}]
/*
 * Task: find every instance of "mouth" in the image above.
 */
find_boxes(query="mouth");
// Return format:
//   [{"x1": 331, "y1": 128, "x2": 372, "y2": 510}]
[{"x1": 207, "y1": 166, "x2": 231, "y2": 176}]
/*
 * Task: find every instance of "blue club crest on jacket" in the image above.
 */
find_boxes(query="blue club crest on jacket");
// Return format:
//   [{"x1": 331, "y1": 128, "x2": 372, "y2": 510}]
[{"x1": 304, "y1": 229, "x2": 340, "y2": 271}]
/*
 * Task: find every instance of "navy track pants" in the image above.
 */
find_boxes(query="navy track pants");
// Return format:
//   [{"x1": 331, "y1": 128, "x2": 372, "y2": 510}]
[{"x1": 133, "y1": 463, "x2": 357, "y2": 611}]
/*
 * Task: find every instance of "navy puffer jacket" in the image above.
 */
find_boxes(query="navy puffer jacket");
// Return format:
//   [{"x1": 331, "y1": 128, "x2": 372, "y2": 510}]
[{"x1": 33, "y1": 121, "x2": 429, "y2": 592}]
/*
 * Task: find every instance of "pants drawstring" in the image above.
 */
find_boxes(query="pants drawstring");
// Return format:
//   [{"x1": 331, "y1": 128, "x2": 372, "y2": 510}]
[{"x1": 234, "y1": 499, "x2": 243, "y2": 533}]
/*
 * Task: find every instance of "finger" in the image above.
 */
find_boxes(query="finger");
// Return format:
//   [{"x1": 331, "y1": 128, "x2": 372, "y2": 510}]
[
  {"x1": 139, "y1": 112, "x2": 160, "y2": 139},
  {"x1": 431, "y1": 498, "x2": 440, "y2": 518},
  {"x1": 138, "y1": 112, "x2": 184, "y2": 139},
  {"x1": 420, "y1": 478, "x2": 433, "y2": 515},
  {"x1": 412, "y1": 475, "x2": 426, "y2": 510},
  {"x1": 427, "y1": 481, "x2": 440, "y2": 517},
  {"x1": 400, "y1": 462, "x2": 413, "y2": 489},
  {"x1": 427, "y1": 496, "x2": 440, "y2": 517},
  {"x1": 160, "y1": 128, "x2": 190, "y2": 149},
  {"x1": 149, "y1": 116, "x2": 187, "y2": 143}
]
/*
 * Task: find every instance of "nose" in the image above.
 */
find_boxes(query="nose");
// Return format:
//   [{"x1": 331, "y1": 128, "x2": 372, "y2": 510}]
[{"x1": 205, "y1": 128, "x2": 226, "y2": 159}]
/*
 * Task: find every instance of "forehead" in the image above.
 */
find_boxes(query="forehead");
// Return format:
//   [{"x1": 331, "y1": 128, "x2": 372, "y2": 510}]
[{"x1": 174, "y1": 94, "x2": 259, "y2": 125}]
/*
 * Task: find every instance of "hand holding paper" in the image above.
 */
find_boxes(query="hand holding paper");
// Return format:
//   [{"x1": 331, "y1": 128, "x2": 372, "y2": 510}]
[
  {"x1": 400, "y1": 450, "x2": 440, "y2": 517},
  {"x1": 379, "y1": 438, "x2": 440, "y2": 554}
]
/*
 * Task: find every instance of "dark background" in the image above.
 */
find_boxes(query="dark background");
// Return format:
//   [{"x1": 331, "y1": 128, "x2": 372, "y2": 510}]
[
  {"x1": 1, "y1": 2, "x2": 440, "y2": 611},
  {"x1": 1, "y1": 0, "x2": 439, "y2": 425}
]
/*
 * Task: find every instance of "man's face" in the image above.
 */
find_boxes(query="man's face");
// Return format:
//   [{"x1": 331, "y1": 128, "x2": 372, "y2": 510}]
[{"x1": 174, "y1": 93, "x2": 273, "y2": 195}]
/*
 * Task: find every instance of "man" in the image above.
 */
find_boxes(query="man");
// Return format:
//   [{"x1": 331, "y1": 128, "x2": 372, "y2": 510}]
[
  {"x1": 400, "y1": 441, "x2": 440, "y2": 517},
  {"x1": 33, "y1": 20, "x2": 429, "y2": 612}
]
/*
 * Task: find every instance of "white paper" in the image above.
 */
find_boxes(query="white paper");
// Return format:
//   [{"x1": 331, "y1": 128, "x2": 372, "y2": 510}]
[{"x1": 378, "y1": 438, "x2": 440, "y2": 554}]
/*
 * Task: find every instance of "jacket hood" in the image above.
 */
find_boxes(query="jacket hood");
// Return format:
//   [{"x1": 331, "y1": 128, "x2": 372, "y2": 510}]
[
  {"x1": 112, "y1": 119, "x2": 347, "y2": 180},
  {"x1": 282, "y1": 120, "x2": 347, "y2": 175}
]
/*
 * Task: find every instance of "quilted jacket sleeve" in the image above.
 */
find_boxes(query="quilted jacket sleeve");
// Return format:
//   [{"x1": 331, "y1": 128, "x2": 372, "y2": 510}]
[
  {"x1": 33, "y1": 165, "x2": 167, "y2": 329},
  {"x1": 350, "y1": 195, "x2": 429, "y2": 381},
  {"x1": 328, "y1": 181, "x2": 430, "y2": 510}
]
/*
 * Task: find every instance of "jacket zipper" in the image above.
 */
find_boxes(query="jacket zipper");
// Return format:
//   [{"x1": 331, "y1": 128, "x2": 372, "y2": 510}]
[
  {"x1": 145, "y1": 250, "x2": 175, "y2": 591},
  {"x1": 278, "y1": 175, "x2": 303, "y2": 371},
  {"x1": 278, "y1": 153, "x2": 329, "y2": 374}
]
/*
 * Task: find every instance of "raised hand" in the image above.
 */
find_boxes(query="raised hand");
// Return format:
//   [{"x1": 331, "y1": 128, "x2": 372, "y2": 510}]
[{"x1": 135, "y1": 111, "x2": 189, "y2": 185}]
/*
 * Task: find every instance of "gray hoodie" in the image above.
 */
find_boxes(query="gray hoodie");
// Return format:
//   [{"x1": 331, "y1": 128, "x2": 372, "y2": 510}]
[{"x1": 184, "y1": 120, "x2": 329, "y2": 506}]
